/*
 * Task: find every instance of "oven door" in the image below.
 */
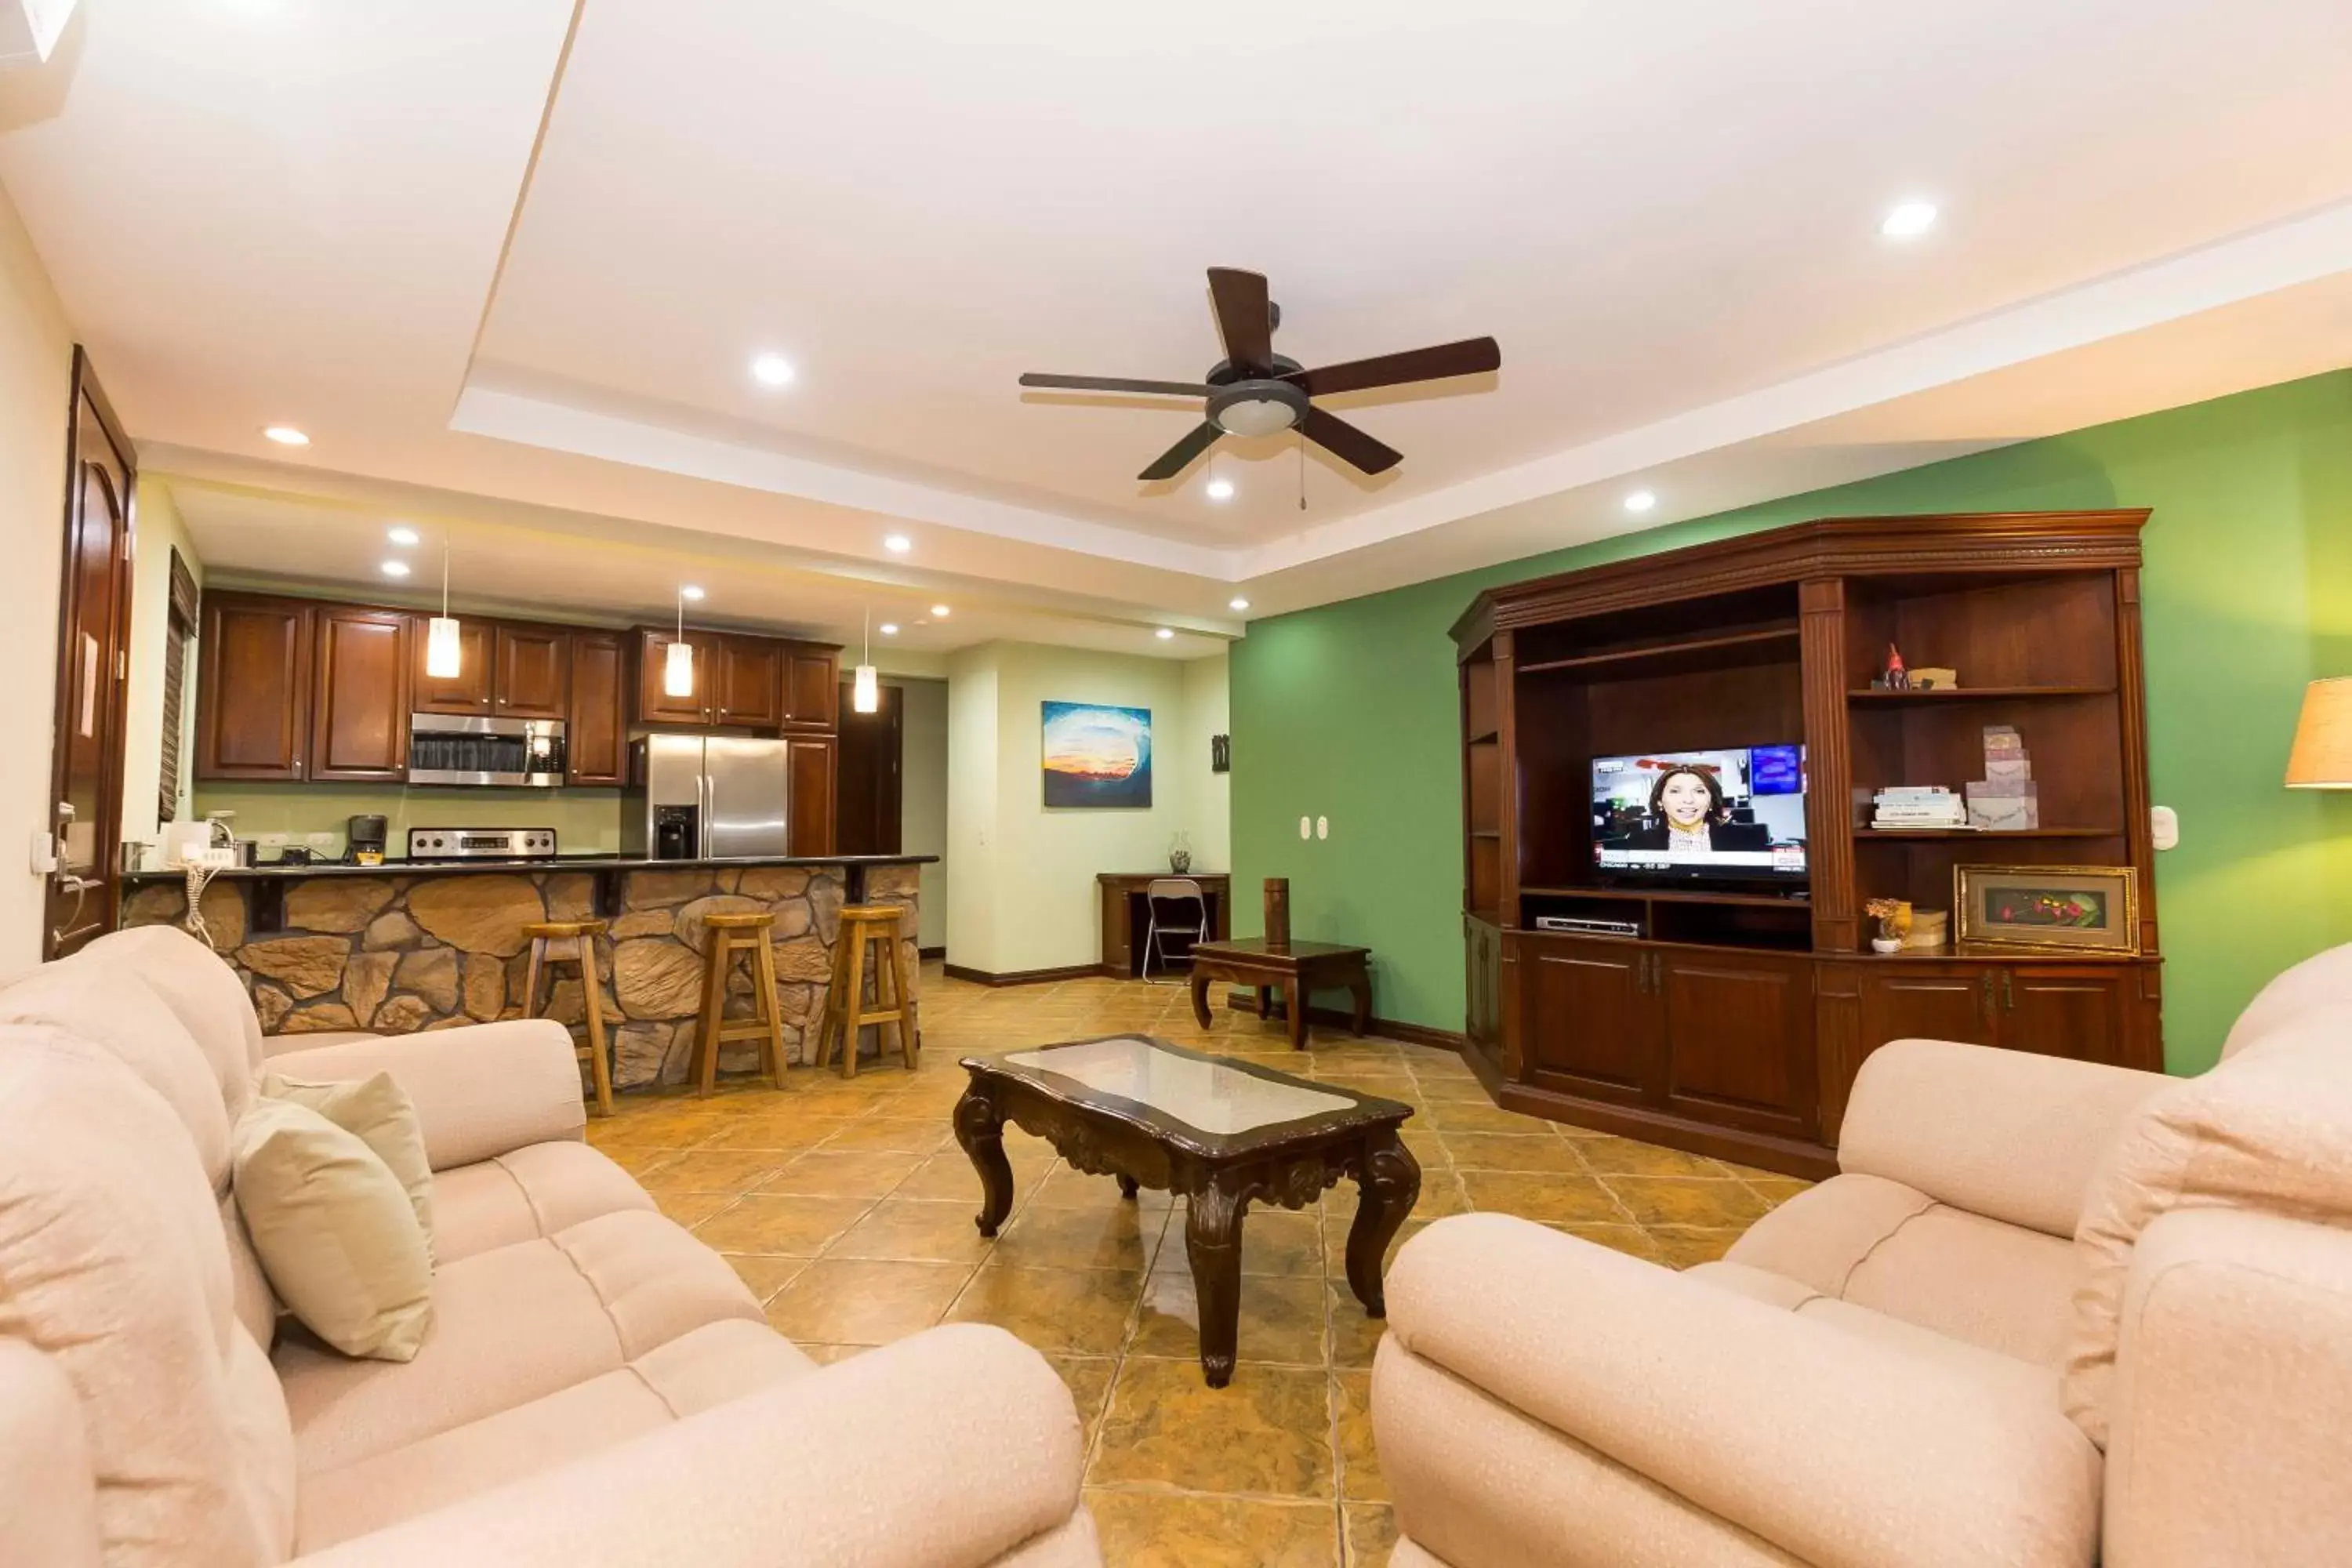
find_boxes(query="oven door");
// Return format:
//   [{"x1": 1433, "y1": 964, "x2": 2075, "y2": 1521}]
[{"x1": 407, "y1": 713, "x2": 568, "y2": 786}]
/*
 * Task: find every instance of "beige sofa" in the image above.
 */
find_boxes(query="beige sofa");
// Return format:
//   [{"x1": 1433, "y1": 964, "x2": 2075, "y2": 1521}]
[
  {"x1": 1374, "y1": 942, "x2": 2352, "y2": 1568},
  {"x1": 0, "y1": 924, "x2": 1101, "y2": 1567}
]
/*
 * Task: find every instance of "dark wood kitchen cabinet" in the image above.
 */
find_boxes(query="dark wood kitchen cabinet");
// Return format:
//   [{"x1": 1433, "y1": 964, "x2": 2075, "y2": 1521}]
[
  {"x1": 636, "y1": 625, "x2": 712, "y2": 725},
  {"x1": 783, "y1": 644, "x2": 839, "y2": 731},
  {"x1": 786, "y1": 735, "x2": 837, "y2": 855},
  {"x1": 565, "y1": 630, "x2": 629, "y2": 786},
  {"x1": 309, "y1": 607, "x2": 412, "y2": 782},
  {"x1": 410, "y1": 618, "x2": 493, "y2": 714},
  {"x1": 495, "y1": 624, "x2": 570, "y2": 719},
  {"x1": 715, "y1": 635, "x2": 784, "y2": 728},
  {"x1": 195, "y1": 593, "x2": 314, "y2": 781}
]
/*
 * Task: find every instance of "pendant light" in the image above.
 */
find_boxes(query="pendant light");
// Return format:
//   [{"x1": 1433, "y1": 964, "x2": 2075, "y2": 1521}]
[
  {"x1": 852, "y1": 607, "x2": 880, "y2": 714},
  {"x1": 664, "y1": 586, "x2": 695, "y2": 698},
  {"x1": 424, "y1": 532, "x2": 463, "y2": 679}
]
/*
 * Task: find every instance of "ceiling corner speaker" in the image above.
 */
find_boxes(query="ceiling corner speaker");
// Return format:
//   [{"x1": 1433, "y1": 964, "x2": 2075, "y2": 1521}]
[
  {"x1": 1019, "y1": 267, "x2": 1500, "y2": 482},
  {"x1": 0, "y1": 0, "x2": 75, "y2": 68}
]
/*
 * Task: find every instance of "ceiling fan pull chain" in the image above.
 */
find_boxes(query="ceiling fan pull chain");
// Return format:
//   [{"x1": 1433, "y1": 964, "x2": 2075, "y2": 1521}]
[{"x1": 1298, "y1": 430, "x2": 1307, "y2": 511}]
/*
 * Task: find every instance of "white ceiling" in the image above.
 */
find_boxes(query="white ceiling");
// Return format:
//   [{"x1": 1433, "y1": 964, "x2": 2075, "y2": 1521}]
[{"x1": 3, "y1": 0, "x2": 2350, "y2": 649}]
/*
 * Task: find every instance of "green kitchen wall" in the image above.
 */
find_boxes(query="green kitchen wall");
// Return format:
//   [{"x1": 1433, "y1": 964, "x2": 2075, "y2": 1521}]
[{"x1": 1232, "y1": 369, "x2": 2352, "y2": 1074}]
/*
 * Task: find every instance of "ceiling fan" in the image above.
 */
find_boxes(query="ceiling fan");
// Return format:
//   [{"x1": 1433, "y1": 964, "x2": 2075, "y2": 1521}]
[{"x1": 1018, "y1": 267, "x2": 1500, "y2": 481}]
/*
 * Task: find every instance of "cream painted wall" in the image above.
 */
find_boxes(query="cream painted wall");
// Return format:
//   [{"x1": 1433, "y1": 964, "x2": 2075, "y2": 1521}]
[
  {"x1": 0, "y1": 180, "x2": 72, "y2": 958},
  {"x1": 121, "y1": 478, "x2": 204, "y2": 860},
  {"x1": 1178, "y1": 652, "x2": 1229, "y2": 873},
  {"x1": 944, "y1": 641, "x2": 1232, "y2": 976},
  {"x1": 893, "y1": 676, "x2": 948, "y2": 947}
]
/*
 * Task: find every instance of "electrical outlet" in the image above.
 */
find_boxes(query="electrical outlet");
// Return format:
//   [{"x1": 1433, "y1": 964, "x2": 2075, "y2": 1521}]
[
  {"x1": 1298, "y1": 815, "x2": 1312, "y2": 841},
  {"x1": 259, "y1": 833, "x2": 288, "y2": 848},
  {"x1": 306, "y1": 832, "x2": 336, "y2": 850},
  {"x1": 1316, "y1": 815, "x2": 1329, "y2": 840}
]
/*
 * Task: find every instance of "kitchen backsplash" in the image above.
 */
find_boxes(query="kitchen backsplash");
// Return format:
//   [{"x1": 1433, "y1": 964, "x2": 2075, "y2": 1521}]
[{"x1": 176, "y1": 783, "x2": 626, "y2": 863}]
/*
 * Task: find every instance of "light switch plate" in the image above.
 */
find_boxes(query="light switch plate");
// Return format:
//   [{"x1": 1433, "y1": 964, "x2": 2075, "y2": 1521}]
[
  {"x1": 1298, "y1": 815, "x2": 1312, "y2": 840},
  {"x1": 1316, "y1": 815, "x2": 1329, "y2": 840},
  {"x1": 2151, "y1": 804, "x2": 2179, "y2": 850}
]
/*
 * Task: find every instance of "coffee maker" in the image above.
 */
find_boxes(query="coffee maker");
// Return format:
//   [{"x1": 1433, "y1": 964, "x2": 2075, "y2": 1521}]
[{"x1": 347, "y1": 814, "x2": 389, "y2": 865}]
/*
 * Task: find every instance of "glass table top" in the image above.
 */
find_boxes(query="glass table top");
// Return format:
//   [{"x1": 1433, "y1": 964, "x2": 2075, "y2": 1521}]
[{"x1": 1002, "y1": 1036, "x2": 1357, "y2": 1135}]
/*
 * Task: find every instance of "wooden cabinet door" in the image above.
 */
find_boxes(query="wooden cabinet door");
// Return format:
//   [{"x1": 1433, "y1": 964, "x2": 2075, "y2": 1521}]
[
  {"x1": 782, "y1": 644, "x2": 839, "y2": 731},
  {"x1": 637, "y1": 626, "x2": 713, "y2": 725},
  {"x1": 411, "y1": 617, "x2": 493, "y2": 714},
  {"x1": 1657, "y1": 948, "x2": 1817, "y2": 1139},
  {"x1": 1998, "y1": 966, "x2": 2135, "y2": 1063},
  {"x1": 1855, "y1": 961, "x2": 1996, "y2": 1079},
  {"x1": 196, "y1": 595, "x2": 314, "y2": 780},
  {"x1": 1518, "y1": 933, "x2": 1653, "y2": 1105},
  {"x1": 310, "y1": 607, "x2": 412, "y2": 782},
  {"x1": 565, "y1": 630, "x2": 629, "y2": 786},
  {"x1": 717, "y1": 634, "x2": 785, "y2": 728},
  {"x1": 786, "y1": 735, "x2": 837, "y2": 855},
  {"x1": 495, "y1": 624, "x2": 569, "y2": 718}
]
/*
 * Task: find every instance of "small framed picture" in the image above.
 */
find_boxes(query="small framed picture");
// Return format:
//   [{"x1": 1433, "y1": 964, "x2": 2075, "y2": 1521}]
[{"x1": 1954, "y1": 865, "x2": 2140, "y2": 956}]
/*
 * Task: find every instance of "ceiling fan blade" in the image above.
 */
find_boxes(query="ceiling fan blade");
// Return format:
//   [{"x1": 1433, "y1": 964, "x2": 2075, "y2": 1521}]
[
  {"x1": 1207, "y1": 267, "x2": 1274, "y2": 370},
  {"x1": 1019, "y1": 372, "x2": 1215, "y2": 397},
  {"x1": 1299, "y1": 405, "x2": 1403, "y2": 475},
  {"x1": 1283, "y1": 336, "x2": 1501, "y2": 397},
  {"x1": 1138, "y1": 421, "x2": 1221, "y2": 482}
]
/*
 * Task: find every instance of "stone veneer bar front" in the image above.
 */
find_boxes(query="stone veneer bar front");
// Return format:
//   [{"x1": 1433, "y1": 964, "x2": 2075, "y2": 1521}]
[{"x1": 119, "y1": 855, "x2": 930, "y2": 1091}]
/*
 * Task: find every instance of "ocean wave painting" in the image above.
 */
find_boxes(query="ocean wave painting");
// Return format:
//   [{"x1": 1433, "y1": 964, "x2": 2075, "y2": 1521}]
[{"x1": 1042, "y1": 701, "x2": 1152, "y2": 809}]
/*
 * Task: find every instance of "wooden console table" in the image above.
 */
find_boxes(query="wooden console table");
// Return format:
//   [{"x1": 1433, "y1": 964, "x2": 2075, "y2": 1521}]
[
  {"x1": 1097, "y1": 872, "x2": 1230, "y2": 978},
  {"x1": 1187, "y1": 938, "x2": 1373, "y2": 1050}
]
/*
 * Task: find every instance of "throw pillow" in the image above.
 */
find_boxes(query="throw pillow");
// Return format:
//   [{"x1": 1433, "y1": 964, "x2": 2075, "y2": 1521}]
[{"x1": 261, "y1": 1069, "x2": 436, "y2": 1260}]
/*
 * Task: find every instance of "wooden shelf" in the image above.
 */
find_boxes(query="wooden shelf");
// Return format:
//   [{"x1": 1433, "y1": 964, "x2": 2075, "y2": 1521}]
[
  {"x1": 1515, "y1": 625, "x2": 1800, "y2": 678},
  {"x1": 1520, "y1": 884, "x2": 1809, "y2": 909},
  {"x1": 1469, "y1": 829, "x2": 1501, "y2": 840},
  {"x1": 1857, "y1": 827, "x2": 2120, "y2": 840},
  {"x1": 1848, "y1": 684, "x2": 2114, "y2": 702}
]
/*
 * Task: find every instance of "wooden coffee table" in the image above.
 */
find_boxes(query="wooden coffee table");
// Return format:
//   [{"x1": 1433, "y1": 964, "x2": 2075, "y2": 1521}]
[
  {"x1": 954, "y1": 1036, "x2": 1418, "y2": 1387},
  {"x1": 1186, "y1": 938, "x2": 1373, "y2": 1050}
]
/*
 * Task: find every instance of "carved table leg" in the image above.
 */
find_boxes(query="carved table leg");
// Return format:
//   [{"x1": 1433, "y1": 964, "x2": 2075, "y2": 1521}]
[
  {"x1": 1116, "y1": 1174, "x2": 1139, "y2": 1200},
  {"x1": 953, "y1": 1083, "x2": 1016, "y2": 1238},
  {"x1": 1184, "y1": 1183, "x2": 1247, "y2": 1388},
  {"x1": 1285, "y1": 981, "x2": 1309, "y2": 1050},
  {"x1": 1345, "y1": 1131, "x2": 1422, "y2": 1318},
  {"x1": 1189, "y1": 965, "x2": 1214, "y2": 1029}
]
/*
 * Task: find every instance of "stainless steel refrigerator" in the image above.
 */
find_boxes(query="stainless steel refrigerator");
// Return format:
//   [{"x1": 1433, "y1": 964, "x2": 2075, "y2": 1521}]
[{"x1": 622, "y1": 735, "x2": 792, "y2": 859}]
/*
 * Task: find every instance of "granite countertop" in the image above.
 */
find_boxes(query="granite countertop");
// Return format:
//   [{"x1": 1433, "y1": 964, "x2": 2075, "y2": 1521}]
[{"x1": 123, "y1": 852, "x2": 938, "y2": 884}]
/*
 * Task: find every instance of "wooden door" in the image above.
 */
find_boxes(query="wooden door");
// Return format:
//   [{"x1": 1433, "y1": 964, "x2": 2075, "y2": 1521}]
[
  {"x1": 495, "y1": 623, "x2": 569, "y2": 718},
  {"x1": 411, "y1": 617, "x2": 492, "y2": 714},
  {"x1": 197, "y1": 594, "x2": 313, "y2": 781},
  {"x1": 637, "y1": 626, "x2": 713, "y2": 725},
  {"x1": 45, "y1": 350, "x2": 136, "y2": 956},
  {"x1": 782, "y1": 644, "x2": 839, "y2": 731},
  {"x1": 834, "y1": 678, "x2": 902, "y2": 854},
  {"x1": 717, "y1": 634, "x2": 784, "y2": 728},
  {"x1": 1998, "y1": 966, "x2": 2136, "y2": 1063},
  {"x1": 1518, "y1": 933, "x2": 1653, "y2": 1105},
  {"x1": 1853, "y1": 960, "x2": 1996, "y2": 1086},
  {"x1": 310, "y1": 607, "x2": 412, "y2": 781},
  {"x1": 565, "y1": 630, "x2": 629, "y2": 786},
  {"x1": 1656, "y1": 949, "x2": 1817, "y2": 1138},
  {"x1": 786, "y1": 735, "x2": 837, "y2": 855}
]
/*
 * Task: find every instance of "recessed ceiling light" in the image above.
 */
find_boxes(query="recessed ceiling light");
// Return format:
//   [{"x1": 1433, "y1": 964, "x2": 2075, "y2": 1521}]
[
  {"x1": 930, "y1": 604, "x2": 951, "y2": 619},
  {"x1": 1881, "y1": 200, "x2": 1938, "y2": 238},
  {"x1": 750, "y1": 353, "x2": 796, "y2": 387},
  {"x1": 380, "y1": 560, "x2": 411, "y2": 578},
  {"x1": 1624, "y1": 490, "x2": 1657, "y2": 514},
  {"x1": 1205, "y1": 478, "x2": 1235, "y2": 502},
  {"x1": 1229, "y1": 597, "x2": 1250, "y2": 612},
  {"x1": 1155, "y1": 627, "x2": 1175, "y2": 641},
  {"x1": 879, "y1": 622, "x2": 899, "y2": 636},
  {"x1": 263, "y1": 425, "x2": 309, "y2": 446},
  {"x1": 680, "y1": 584, "x2": 706, "y2": 601},
  {"x1": 883, "y1": 534, "x2": 911, "y2": 554},
  {"x1": 387, "y1": 525, "x2": 419, "y2": 546}
]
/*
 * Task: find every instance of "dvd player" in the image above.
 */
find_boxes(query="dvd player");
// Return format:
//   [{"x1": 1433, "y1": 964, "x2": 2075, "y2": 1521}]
[{"x1": 1534, "y1": 915, "x2": 1643, "y2": 938}]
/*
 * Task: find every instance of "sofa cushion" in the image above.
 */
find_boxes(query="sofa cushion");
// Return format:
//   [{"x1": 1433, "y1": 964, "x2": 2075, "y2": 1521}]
[
  {"x1": 263, "y1": 1069, "x2": 437, "y2": 1251},
  {"x1": 2221, "y1": 938, "x2": 2352, "y2": 1059},
  {"x1": 0, "y1": 1025, "x2": 292, "y2": 1566},
  {"x1": 2067, "y1": 1004, "x2": 2352, "y2": 1447},
  {"x1": 78, "y1": 924, "x2": 264, "y2": 1116},
  {"x1": 1728, "y1": 1172, "x2": 2078, "y2": 1365},
  {"x1": 430, "y1": 1141, "x2": 656, "y2": 1264},
  {"x1": 277, "y1": 1207, "x2": 762, "y2": 1474},
  {"x1": 294, "y1": 1318, "x2": 815, "y2": 1551}
]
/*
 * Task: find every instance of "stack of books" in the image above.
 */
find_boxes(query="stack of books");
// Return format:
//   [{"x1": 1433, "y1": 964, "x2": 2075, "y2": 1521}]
[
  {"x1": 1965, "y1": 725, "x2": 2040, "y2": 830},
  {"x1": 1871, "y1": 786, "x2": 1969, "y2": 829}
]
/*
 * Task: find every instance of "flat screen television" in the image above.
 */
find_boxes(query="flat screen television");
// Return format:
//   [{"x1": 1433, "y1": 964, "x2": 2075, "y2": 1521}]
[{"x1": 1591, "y1": 745, "x2": 1808, "y2": 886}]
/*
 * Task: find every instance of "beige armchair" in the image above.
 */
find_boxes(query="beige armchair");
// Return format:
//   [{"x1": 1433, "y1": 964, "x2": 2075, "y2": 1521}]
[{"x1": 1374, "y1": 943, "x2": 2352, "y2": 1568}]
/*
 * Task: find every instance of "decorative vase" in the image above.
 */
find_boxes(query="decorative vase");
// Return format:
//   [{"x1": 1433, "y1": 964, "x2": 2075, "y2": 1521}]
[{"x1": 1168, "y1": 831, "x2": 1192, "y2": 874}]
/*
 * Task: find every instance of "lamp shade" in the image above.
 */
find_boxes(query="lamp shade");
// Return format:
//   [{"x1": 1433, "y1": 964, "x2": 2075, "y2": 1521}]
[
  {"x1": 2286, "y1": 677, "x2": 2352, "y2": 788},
  {"x1": 852, "y1": 662, "x2": 880, "y2": 714},
  {"x1": 424, "y1": 615, "x2": 463, "y2": 680},
  {"x1": 663, "y1": 639, "x2": 695, "y2": 699}
]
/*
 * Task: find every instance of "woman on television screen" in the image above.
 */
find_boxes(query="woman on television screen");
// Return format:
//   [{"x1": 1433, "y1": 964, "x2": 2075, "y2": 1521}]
[{"x1": 1621, "y1": 766, "x2": 1771, "y2": 854}]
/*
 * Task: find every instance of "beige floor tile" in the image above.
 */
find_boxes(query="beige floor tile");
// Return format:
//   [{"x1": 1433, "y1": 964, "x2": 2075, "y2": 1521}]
[
  {"x1": 1046, "y1": 1354, "x2": 1118, "y2": 1451},
  {"x1": 726, "y1": 1254, "x2": 808, "y2": 1304},
  {"x1": 652, "y1": 1190, "x2": 743, "y2": 1229},
  {"x1": 824, "y1": 1197, "x2": 998, "y2": 1264},
  {"x1": 1152, "y1": 1207, "x2": 1323, "y2": 1278},
  {"x1": 995, "y1": 1200, "x2": 1168, "y2": 1272},
  {"x1": 1328, "y1": 1284, "x2": 1388, "y2": 1370},
  {"x1": 1090, "y1": 1359, "x2": 1336, "y2": 1496},
  {"x1": 1320, "y1": 1210, "x2": 1435, "y2": 1283},
  {"x1": 1417, "y1": 1098, "x2": 1556, "y2": 1135},
  {"x1": 633, "y1": 1148, "x2": 791, "y2": 1195},
  {"x1": 1084, "y1": 1491, "x2": 1340, "y2": 1568},
  {"x1": 815, "y1": 1116, "x2": 955, "y2": 1154},
  {"x1": 758, "y1": 1149, "x2": 927, "y2": 1199},
  {"x1": 1458, "y1": 1170, "x2": 1631, "y2": 1225},
  {"x1": 1742, "y1": 1174, "x2": 1816, "y2": 1206},
  {"x1": 893, "y1": 1147, "x2": 1052, "y2": 1203},
  {"x1": 1439, "y1": 1131, "x2": 1590, "y2": 1174},
  {"x1": 761, "y1": 1258, "x2": 975, "y2": 1345},
  {"x1": 1573, "y1": 1135, "x2": 1735, "y2": 1179},
  {"x1": 1028, "y1": 1166, "x2": 1177, "y2": 1211},
  {"x1": 1647, "y1": 1226, "x2": 1751, "y2": 1268},
  {"x1": 795, "y1": 1342, "x2": 866, "y2": 1365},
  {"x1": 1412, "y1": 1075, "x2": 1497, "y2": 1103},
  {"x1": 1343, "y1": 1502, "x2": 1397, "y2": 1567},
  {"x1": 945, "y1": 1265, "x2": 1144, "y2": 1356},
  {"x1": 1599, "y1": 1176, "x2": 1771, "y2": 1229},
  {"x1": 1333, "y1": 1370, "x2": 1385, "y2": 1502},
  {"x1": 1548, "y1": 1221, "x2": 1661, "y2": 1261},
  {"x1": 1127, "y1": 1271, "x2": 1329, "y2": 1367},
  {"x1": 691, "y1": 1192, "x2": 877, "y2": 1256}
]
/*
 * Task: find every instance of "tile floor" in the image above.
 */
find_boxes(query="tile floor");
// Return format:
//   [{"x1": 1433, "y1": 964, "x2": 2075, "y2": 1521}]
[{"x1": 586, "y1": 963, "x2": 1811, "y2": 1567}]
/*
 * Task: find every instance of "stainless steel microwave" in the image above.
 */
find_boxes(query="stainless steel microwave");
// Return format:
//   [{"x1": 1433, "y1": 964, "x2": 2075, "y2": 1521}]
[{"x1": 407, "y1": 713, "x2": 567, "y2": 787}]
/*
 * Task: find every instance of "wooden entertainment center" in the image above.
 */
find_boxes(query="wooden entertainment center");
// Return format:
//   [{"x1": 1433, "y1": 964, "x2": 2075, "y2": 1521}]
[{"x1": 1452, "y1": 512, "x2": 2162, "y2": 1178}]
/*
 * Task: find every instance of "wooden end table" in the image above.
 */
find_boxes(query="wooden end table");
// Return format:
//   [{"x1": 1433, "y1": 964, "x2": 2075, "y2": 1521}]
[
  {"x1": 954, "y1": 1036, "x2": 1418, "y2": 1387},
  {"x1": 1185, "y1": 938, "x2": 1372, "y2": 1050}
]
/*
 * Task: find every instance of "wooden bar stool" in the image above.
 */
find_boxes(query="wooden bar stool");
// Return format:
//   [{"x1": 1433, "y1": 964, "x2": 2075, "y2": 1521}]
[
  {"x1": 691, "y1": 911, "x2": 786, "y2": 1095},
  {"x1": 521, "y1": 919, "x2": 614, "y2": 1118},
  {"x1": 814, "y1": 904, "x2": 916, "y2": 1078}
]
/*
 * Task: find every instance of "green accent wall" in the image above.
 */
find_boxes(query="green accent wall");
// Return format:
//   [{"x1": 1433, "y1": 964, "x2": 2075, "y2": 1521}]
[{"x1": 1232, "y1": 370, "x2": 2352, "y2": 1074}]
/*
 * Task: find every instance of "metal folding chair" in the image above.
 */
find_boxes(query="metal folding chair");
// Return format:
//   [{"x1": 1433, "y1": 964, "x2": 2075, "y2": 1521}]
[{"x1": 1141, "y1": 877, "x2": 1207, "y2": 983}]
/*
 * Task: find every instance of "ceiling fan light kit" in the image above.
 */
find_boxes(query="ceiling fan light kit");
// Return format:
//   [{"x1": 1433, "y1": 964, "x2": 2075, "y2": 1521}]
[{"x1": 1019, "y1": 267, "x2": 1499, "y2": 485}]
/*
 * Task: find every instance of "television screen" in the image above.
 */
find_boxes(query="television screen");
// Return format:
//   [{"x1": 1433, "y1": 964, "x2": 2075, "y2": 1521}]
[{"x1": 1591, "y1": 745, "x2": 1808, "y2": 883}]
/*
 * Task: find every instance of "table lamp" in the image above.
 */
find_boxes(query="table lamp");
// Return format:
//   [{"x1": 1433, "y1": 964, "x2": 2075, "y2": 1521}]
[{"x1": 2285, "y1": 677, "x2": 2352, "y2": 788}]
